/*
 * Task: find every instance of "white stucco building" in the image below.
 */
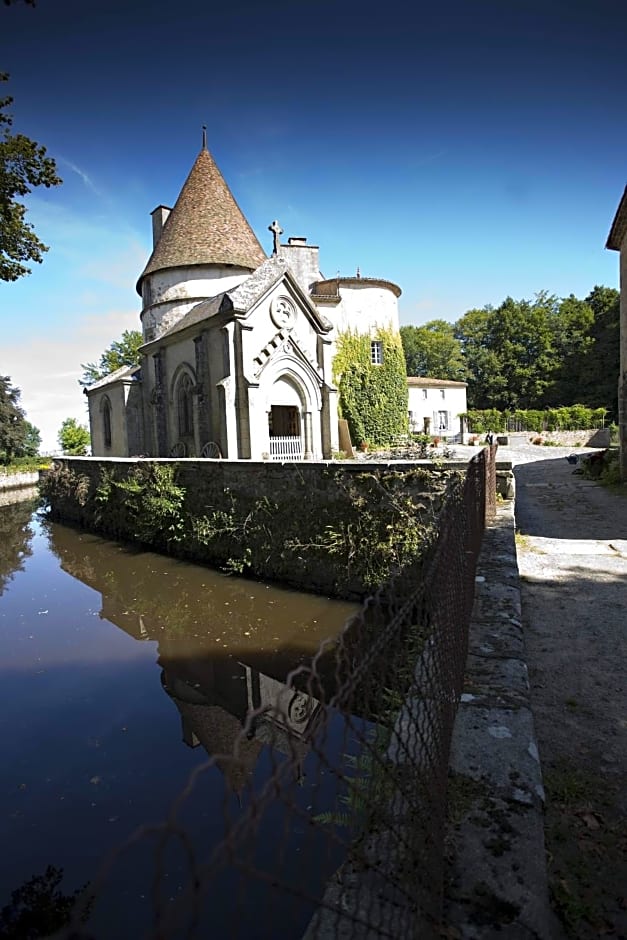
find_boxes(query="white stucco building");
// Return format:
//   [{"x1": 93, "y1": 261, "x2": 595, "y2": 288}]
[
  {"x1": 407, "y1": 377, "x2": 467, "y2": 440},
  {"x1": 86, "y1": 142, "x2": 402, "y2": 460}
]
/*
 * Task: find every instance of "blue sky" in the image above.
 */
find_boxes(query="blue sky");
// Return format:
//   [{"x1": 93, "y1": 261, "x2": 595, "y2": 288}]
[{"x1": 1, "y1": 0, "x2": 626, "y2": 451}]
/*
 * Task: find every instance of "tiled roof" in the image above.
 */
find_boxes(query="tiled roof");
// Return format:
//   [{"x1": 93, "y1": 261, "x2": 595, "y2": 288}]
[
  {"x1": 312, "y1": 276, "x2": 402, "y2": 298},
  {"x1": 84, "y1": 363, "x2": 141, "y2": 393},
  {"x1": 407, "y1": 376, "x2": 467, "y2": 388},
  {"x1": 137, "y1": 147, "x2": 266, "y2": 292},
  {"x1": 606, "y1": 186, "x2": 627, "y2": 251}
]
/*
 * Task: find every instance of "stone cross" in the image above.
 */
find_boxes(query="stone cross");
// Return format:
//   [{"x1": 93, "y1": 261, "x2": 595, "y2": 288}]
[{"x1": 268, "y1": 219, "x2": 283, "y2": 256}]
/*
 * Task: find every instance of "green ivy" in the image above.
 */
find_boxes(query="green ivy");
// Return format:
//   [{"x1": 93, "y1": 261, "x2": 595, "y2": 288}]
[{"x1": 332, "y1": 327, "x2": 408, "y2": 447}]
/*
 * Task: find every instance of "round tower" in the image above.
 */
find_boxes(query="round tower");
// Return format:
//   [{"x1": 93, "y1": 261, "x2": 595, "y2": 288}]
[{"x1": 136, "y1": 145, "x2": 266, "y2": 341}]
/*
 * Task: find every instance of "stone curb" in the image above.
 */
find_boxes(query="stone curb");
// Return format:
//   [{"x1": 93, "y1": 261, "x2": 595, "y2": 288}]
[{"x1": 443, "y1": 501, "x2": 560, "y2": 939}]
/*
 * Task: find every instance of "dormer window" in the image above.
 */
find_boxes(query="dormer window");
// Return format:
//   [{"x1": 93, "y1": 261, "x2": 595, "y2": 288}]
[{"x1": 370, "y1": 341, "x2": 383, "y2": 365}]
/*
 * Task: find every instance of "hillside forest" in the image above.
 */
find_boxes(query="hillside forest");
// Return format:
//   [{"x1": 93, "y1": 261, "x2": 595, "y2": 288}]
[{"x1": 400, "y1": 286, "x2": 620, "y2": 420}]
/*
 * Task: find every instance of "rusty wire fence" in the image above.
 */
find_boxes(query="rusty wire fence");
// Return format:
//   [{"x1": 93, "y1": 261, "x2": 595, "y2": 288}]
[{"x1": 56, "y1": 447, "x2": 496, "y2": 940}]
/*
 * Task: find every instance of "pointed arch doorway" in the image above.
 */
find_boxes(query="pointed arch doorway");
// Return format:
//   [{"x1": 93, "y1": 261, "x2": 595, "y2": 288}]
[{"x1": 268, "y1": 376, "x2": 305, "y2": 460}]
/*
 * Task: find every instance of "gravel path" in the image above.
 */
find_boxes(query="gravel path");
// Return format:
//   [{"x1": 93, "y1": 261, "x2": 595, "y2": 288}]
[{"x1": 513, "y1": 452, "x2": 627, "y2": 938}]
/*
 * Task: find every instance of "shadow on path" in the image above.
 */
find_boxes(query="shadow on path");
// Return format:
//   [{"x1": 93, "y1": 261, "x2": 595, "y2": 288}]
[{"x1": 514, "y1": 456, "x2": 627, "y2": 541}]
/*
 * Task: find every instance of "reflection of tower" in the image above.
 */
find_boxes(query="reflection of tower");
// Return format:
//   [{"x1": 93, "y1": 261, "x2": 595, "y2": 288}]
[
  {"x1": 162, "y1": 669, "x2": 264, "y2": 794},
  {"x1": 160, "y1": 657, "x2": 322, "y2": 792}
]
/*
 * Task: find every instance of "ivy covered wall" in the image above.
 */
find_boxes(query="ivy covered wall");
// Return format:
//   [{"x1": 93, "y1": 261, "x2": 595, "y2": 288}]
[{"x1": 332, "y1": 327, "x2": 408, "y2": 447}]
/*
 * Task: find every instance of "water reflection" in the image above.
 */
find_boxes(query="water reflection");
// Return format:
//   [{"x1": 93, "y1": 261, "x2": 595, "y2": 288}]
[
  {"x1": 0, "y1": 498, "x2": 37, "y2": 596},
  {"x1": 47, "y1": 522, "x2": 356, "y2": 790}
]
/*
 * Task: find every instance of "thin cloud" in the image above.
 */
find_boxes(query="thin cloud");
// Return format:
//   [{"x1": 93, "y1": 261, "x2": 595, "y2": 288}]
[{"x1": 56, "y1": 156, "x2": 104, "y2": 198}]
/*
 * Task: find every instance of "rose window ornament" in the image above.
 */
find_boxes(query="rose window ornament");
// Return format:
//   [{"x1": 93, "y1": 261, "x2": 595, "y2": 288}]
[{"x1": 270, "y1": 295, "x2": 296, "y2": 330}]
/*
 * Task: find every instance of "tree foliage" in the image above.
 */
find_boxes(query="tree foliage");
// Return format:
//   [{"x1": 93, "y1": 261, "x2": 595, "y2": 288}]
[
  {"x1": 58, "y1": 417, "x2": 90, "y2": 456},
  {"x1": 0, "y1": 74, "x2": 62, "y2": 281},
  {"x1": 80, "y1": 329, "x2": 143, "y2": 386},
  {"x1": 0, "y1": 375, "x2": 26, "y2": 462},
  {"x1": 452, "y1": 288, "x2": 620, "y2": 418},
  {"x1": 574, "y1": 286, "x2": 620, "y2": 418},
  {"x1": 0, "y1": 865, "x2": 90, "y2": 939},
  {"x1": 400, "y1": 320, "x2": 466, "y2": 380},
  {"x1": 0, "y1": 498, "x2": 34, "y2": 598},
  {"x1": 20, "y1": 420, "x2": 41, "y2": 457},
  {"x1": 455, "y1": 293, "x2": 558, "y2": 410}
]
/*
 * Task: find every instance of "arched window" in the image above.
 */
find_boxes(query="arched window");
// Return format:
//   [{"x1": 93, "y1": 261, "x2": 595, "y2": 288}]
[
  {"x1": 102, "y1": 397, "x2": 112, "y2": 449},
  {"x1": 177, "y1": 373, "x2": 194, "y2": 437}
]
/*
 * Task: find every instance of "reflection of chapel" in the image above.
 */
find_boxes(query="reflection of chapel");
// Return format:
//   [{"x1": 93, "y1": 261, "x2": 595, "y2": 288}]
[{"x1": 85, "y1": 138, "x2": 402, "y2": 460}]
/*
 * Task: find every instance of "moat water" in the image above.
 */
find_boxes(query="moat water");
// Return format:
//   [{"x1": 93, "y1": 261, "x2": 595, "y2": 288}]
[{"x1": 0, "y1": 498, "x2": 358, "y2": 938}]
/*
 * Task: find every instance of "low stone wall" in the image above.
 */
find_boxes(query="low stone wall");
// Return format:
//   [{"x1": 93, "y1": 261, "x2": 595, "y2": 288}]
[
  {"x1": 505, "y1": 429, "x2": 609, "y2": 447},
  {"x1": 43, "y1": 458, "x2": 458, "y2": 599},
  {"x1": 0, "y1": 470, "x2": 39, "y2": 491},
  {"x1": 0, "y1": 471, "x2": 40, "y2": 507},
  {"x1": 444, "y1": 502, "x2": 555, "y2": 937}
]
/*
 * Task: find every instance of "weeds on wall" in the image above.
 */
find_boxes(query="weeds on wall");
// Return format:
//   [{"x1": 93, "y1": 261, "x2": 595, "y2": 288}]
[
  {"x1": 41, "y1": 463, "x2": 90, "y2": 508},
  {"x1": 94, "y1": 463, "x2": 186, "y2": 546},
  {"x1": 333, "y1": 327, "x2": 408, "y2": 448},
  {"x1": 286, "y1": 468, "x2": 439, "y2": 590},
  {"x1": 42, "y1": 461, "x2": 446, "y2": 599}
]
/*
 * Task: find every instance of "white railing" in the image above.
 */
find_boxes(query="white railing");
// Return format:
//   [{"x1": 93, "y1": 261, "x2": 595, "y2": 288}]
[{"x1": 269, "y1": 436, "x2": 303, "y2": 461}]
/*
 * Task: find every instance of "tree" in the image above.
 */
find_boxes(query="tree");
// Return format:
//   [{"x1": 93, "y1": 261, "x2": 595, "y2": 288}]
[
  {"x1": 58, "y1": 418, "x2": 90, "y2": 456},
  {"x1": 577, "y1": 286, "x2": 620, "y2": 420},
  {"x1": 19, "y1": 420, "x2": 41, "y2": 456},
  {"x1": 0, "y1": 374, "x2": 26, "y2": 462},
  {"x1": 0, "y1": 74, "x2": 62, "y2": 281},
  {"x1": 400, "y1": 320, "x2": 467, "y2": 380},
  {"x1": 80, "y1": 329, "x2": 143, "y2": 386},
  {"x1": 543, "y1": 294, "x2": 594, "y2": 407},
  {"x1": 455, "y1": 294, "x2": 558, "y2": 411}
]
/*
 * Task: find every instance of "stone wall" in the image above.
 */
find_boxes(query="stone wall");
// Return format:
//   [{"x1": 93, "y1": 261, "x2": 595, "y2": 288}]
[
  {"x1": 0, "y1": 470, "x2": 39, "y2": 491},
  {"x1": 43, "y1": 458, "x2": 458, "y2": 599}
]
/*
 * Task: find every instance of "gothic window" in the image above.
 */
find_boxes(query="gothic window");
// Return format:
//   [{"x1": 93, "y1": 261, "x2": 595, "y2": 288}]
[
  {"x1": 102, "y1": 397, "x2": 112, "y2": 449},
  {"x1": 370, "y1": 340, "x2": 383, "y2": 365},
  {"x1": 177, "y1": 373, "x2": 194, "y2": 437}
]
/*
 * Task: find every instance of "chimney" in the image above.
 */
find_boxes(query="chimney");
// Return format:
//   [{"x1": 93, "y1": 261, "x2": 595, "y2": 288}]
[
  {"x1": 151, "y1": 205, "x2": 172, "y2": 248},
  {"x1": 278, "y1": 236, "x2": 321, "y2": 293}
]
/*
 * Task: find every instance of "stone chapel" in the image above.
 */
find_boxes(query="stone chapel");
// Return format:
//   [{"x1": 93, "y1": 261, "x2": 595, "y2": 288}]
[{"x1": 85, "y1": 141, "x2": 403, "y2": 460}]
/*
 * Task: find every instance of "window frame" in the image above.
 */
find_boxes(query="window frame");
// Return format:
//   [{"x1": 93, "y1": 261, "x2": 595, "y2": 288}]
[
  {"x1": 102, "y1": 397, "x2": 112, "y2": 449},
  {"x1": 370, "y1": 340, "x2": 383, "y2": 366},
  {"x1": 177, "y1": 373, "x2": 194, "y2": 438}
]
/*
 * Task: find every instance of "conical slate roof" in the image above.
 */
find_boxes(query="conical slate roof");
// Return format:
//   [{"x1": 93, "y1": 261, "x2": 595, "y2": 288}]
[{"x1": 137, "y1": 147, "x2": 266, "y2": 292}]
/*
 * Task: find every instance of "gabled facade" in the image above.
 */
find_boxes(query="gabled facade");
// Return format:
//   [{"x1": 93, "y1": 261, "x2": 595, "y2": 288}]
[
  {"x1": 606, "y1": 186, "x2": 627, "y2": 481},
  {"x1": 86, "y1": 143, "x2": 402, "y2": 460}
]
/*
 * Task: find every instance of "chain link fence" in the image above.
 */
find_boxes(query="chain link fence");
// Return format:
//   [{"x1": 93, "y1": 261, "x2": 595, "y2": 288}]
[{"x1": 55, "y1": 447, "x2": 496, "y2": 940}]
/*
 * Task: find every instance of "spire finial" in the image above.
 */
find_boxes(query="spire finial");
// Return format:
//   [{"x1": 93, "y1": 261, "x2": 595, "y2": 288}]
[
  {"x1": 202, "y1": 125, "x2": 207, "y2": 150},
  {"x1": 268, "y1": 219, "x2": 283, "y2": 255}
]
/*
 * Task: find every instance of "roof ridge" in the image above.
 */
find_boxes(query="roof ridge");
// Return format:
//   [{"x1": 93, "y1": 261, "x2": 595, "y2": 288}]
[{"x1": 137, "y1": 148, "x2": 266, "y2": 293}]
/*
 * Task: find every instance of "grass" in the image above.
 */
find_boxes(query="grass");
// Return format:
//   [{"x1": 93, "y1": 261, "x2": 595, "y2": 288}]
[
  {"x1": 543, "y1": 758, "x2": 624, "y2": 937},
  {"x1": 0, "y1": 457, "x2": 53, "y2": 475}
]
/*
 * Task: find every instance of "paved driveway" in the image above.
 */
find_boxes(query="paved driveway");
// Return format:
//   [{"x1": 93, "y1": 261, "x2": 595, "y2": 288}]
[{"x1": 514, "y1": 454, "x2": 627, "y2": 938}]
